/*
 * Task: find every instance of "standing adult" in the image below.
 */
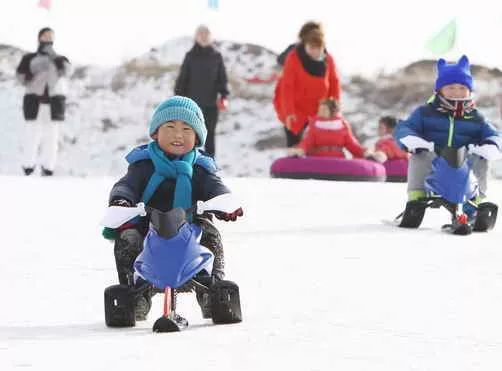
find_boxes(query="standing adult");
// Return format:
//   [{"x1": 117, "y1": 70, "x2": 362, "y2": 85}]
[
  {"x1": 16, "y1": 27, "x2": 72, "y2": 176},
  {"x1": 174, "y1": 25, "x2": 229, "y2": 158},
  {"x1": 273, "y1": 23, "x2": 341, "y2": 147}
]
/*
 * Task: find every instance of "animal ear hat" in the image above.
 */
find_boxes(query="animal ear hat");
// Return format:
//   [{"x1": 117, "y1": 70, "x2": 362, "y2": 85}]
[{"x1": 435, "y1": 55, "x2": 473, "y2": 91}]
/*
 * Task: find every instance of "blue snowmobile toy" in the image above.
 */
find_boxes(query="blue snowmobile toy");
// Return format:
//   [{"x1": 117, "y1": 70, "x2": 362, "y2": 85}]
[
  {"x1": 101, "y1": 194, "x2": 243, "y2": 332},
  {"x1": 396, "y1": 147, "x2": 498, "y2": 235}
]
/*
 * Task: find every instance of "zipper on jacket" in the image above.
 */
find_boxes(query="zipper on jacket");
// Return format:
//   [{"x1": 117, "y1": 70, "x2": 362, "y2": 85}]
[{"x1": 447, "y1": 115, "x2": 455, "y2": 147}]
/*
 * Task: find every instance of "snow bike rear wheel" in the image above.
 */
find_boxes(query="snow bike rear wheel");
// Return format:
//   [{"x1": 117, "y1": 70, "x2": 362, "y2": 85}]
[
  {"x1": 104, "y1": 284, "x2": 136, "y2": 327},
  {"x1": 210, "y1": 280, "x2": 242, "y2": 324},
  {"x1": 398, "y1": 200, "x2": 427, "y2": 228},
  {"x1": 473, "y1": 202, "x2": 498, "y2": 232}
]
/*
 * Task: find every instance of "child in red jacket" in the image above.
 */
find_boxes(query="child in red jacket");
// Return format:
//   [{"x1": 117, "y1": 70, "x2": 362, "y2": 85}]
[
  {"x1": 290, "y1": 99, "x2": 367, "y2": 158},
  {"x1": 371, "y1": 116, "x2": 409, "y2": 163}
]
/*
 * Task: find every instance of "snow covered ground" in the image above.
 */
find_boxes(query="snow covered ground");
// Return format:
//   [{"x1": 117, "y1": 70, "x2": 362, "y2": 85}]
[{"x1": 1, "y1": 175, "x2": 502, "y2": 371}]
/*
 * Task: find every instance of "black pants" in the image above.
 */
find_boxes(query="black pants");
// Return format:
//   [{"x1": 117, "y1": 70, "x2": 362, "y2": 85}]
[
  {"x1": 201, "y1": 106, "x2": 219, "y2": 157},
  {"x1": 284, "y1": 125, "x2": 306, "y2": 147},
  {"x1": 23, "y1": 94, "x2": 66, "y2": 121}
]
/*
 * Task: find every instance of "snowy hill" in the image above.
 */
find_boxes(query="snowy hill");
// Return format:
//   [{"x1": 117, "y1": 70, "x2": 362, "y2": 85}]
[
  {"x1": 1, "y1": 38, "x2": 502, "y2": 177},
  {"x1": 1, "y1": 175, "x2": 502, "y2": 370}
]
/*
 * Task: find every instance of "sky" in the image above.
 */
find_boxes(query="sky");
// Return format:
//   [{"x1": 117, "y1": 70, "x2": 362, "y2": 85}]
[{"x1": 1, "y1": 0, "x2": 501, "y2": 75}]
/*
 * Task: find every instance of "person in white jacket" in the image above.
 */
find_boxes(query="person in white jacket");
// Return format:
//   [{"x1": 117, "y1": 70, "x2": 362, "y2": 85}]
[{"x1": 16, "y1": 27, "x2": 72, "y2": 176}]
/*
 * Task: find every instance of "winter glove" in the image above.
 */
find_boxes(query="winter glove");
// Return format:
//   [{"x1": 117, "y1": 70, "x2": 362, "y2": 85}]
[
  {"x1": 287, "y1": 147, "x2": 305, "y2": 157},
  {"x1": 469, "y1": 144, "x2": 502, "y2": 161},
  {"x1": 102, "y1": 198, "x2": 135, "y2": 240},
  {"x1": 365, "y1": 150, "x2": 387, "y2": 163},
  {"x1": 217, "y1": 97, "x2": 228, "y2": 112},
  {"x1": 399, "y1": 135, "x2": 434, "y2": 153},
  {"x1": 214, "y1": 207, "x2": 243, "y2": 222},
  {"x1": 285, "y1": 114, "x2": 297, "y2": 130}
]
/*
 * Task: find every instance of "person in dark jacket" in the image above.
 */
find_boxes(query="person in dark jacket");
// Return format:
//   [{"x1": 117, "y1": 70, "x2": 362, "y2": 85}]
[
  {"x1": 106, "y1": 96, "x2": 243, "y2": 321},
  {"x1": 174, "y1": 25, "x2": 229, "y2": 158},
  {"x1": 16, "y1": 27, "x2": 72, "y2": 176}
]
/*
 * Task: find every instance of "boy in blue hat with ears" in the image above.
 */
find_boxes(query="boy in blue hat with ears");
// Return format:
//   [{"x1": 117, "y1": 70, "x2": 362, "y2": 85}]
[
  {"x1": 395, "y1": 55, "x2": 502, "y2": 216},
  {"x1": 106, "y1": 96, "x2": 243, "y2": 320}
]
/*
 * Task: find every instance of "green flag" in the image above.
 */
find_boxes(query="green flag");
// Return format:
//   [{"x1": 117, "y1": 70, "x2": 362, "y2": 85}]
[{"x1": 426, "y1": 18, "x2": 457, "y2": 55}]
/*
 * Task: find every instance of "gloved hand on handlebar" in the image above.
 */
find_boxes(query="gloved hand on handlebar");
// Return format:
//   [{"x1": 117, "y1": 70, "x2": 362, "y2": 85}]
[
  {"x1": 469, "y1": 143, "x2": 502, "y2": 160},
  {"x1": 102, "y1": 198, "x2": 136, "y2": 240},
  {"x1": 214, "y1": 207, "x2": 244, "y2": 222},
  {"x1": 399, "y1": 135, "x2": 435, "y2": 153}
]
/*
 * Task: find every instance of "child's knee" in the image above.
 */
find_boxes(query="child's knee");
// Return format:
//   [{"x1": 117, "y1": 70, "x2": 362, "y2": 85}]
[
  {"x1": 470, "y1": 154, "x2": 488, "y2": 173},
  {"x1": 198, "y1": 218, "x2": 223, "y2": 250},
  {"x1": 115, "y1": 229, "x2": 144, "y2": 255}
]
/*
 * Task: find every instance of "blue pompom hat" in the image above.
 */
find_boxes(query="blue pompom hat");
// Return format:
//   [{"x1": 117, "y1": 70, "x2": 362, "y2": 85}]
[
  {"x1": 435, "y1": 55, "x2": 473, "y2": 92},
  {"x1": 149, "y1": 96, "x2": 207, "y2": 147}
]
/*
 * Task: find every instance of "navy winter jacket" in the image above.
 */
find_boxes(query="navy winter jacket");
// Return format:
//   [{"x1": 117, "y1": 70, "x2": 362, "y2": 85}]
[
  {"x1": 395, "y1": 97, "x2": 501, "y2": 151},
  {"x1": 109, "y1": 160, "x2": 230, "y2": 212}
]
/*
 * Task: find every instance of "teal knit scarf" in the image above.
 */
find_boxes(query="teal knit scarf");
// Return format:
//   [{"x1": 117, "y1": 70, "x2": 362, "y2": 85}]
[{"x1": 141, "y1": 141, "x2": 196, "y2": 210}]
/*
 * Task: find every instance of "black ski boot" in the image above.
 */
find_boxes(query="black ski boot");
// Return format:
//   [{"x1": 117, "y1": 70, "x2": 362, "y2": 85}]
[
  {"x1": 196, "y1": 290, "x2": 212, "y2": 319},
  {"x1": 398, "y1": 200, "x2": 427, "y2": 228},
  {"x1": 193, "y1": 273, "x2": 215, "y2": 319},
  {"x1": 41, "y1": 167, "x2": 53, "y2": 176},
  {"x1": 22, "y1": 167, "x2": 35, "y2": 176},
  {"x1": 134, "y1": 281, "x2": 152, "y2": 321}
]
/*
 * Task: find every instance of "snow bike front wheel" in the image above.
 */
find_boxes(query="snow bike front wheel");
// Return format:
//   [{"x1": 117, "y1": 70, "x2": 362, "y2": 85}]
[{"x1": 152, "y1": 316, "x2": 187, "y2": 332}]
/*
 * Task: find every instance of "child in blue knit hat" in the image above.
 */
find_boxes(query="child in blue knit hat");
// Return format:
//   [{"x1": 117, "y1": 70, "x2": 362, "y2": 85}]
[
  {"x1": 106, "y1": 95, "x2": 243, "y2": 321},
  {"x1": 395, "y1": 55, "x2": 501, "y2": 211}
]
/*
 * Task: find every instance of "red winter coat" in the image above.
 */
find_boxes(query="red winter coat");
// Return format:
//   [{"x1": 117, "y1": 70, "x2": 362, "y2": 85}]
[
  {"x1": 274, "y1": 49, "x2": 341, "y2": 135},
  {"x1": 375, "y1": 135, "x2": 409, "y2": 160},
  {"x1": 299, "y1": 115, "x2": 366, "y2": 158}
]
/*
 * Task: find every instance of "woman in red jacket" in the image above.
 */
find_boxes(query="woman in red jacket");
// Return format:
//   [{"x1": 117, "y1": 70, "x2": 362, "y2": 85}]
[
  {"x1": 292, "y1": 99, "x2": 368, "y2": 158},
  {"x1": 273, "y1": 23, "x2": 341, "y2": 147}
]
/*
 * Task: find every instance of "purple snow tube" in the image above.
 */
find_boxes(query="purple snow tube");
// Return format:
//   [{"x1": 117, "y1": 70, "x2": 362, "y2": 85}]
[
  {"x1": 383, "y1": 159, "x2": 408, "y2": 182},
  {"x1": 270, "y1": 156, "x2": 386, "y2": 182}
]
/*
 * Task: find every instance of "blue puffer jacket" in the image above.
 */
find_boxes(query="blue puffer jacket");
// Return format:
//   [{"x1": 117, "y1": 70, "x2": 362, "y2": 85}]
[{"x1": 395, "y1": 96, "x2": 502, "y2": 151}]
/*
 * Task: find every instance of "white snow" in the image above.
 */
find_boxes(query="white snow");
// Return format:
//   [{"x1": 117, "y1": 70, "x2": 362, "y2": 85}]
[{"x1": 1, "y1": 175, "x2": 502, "y2": 371}]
